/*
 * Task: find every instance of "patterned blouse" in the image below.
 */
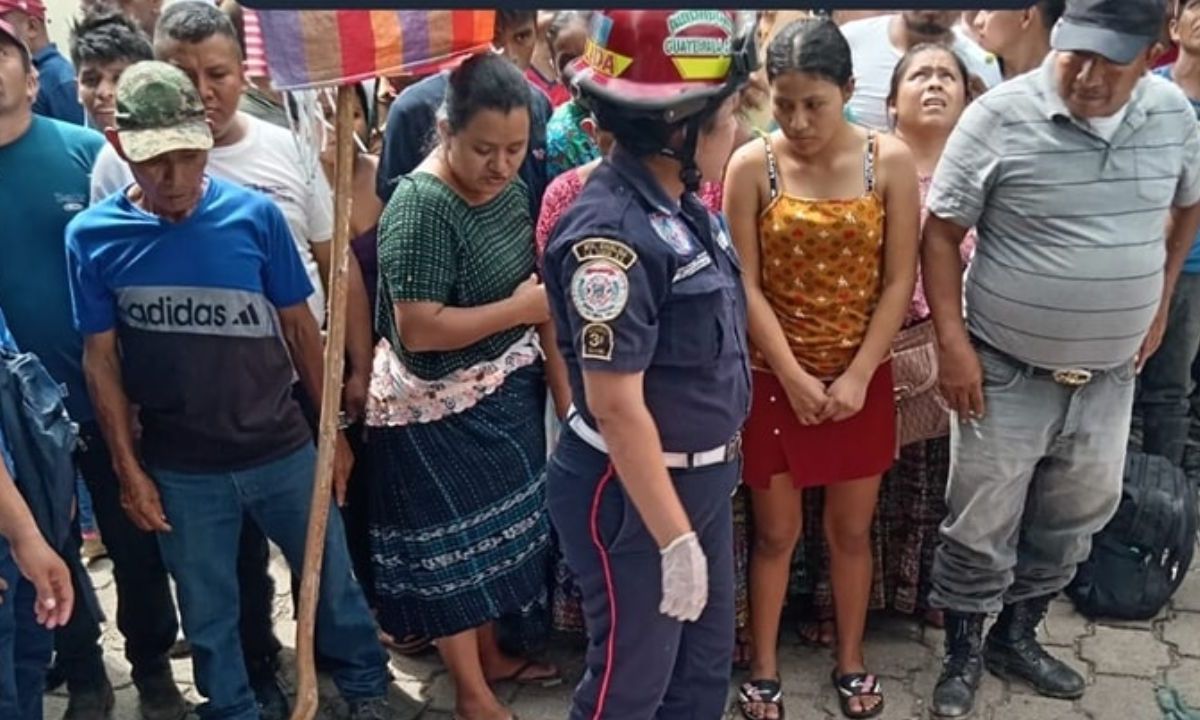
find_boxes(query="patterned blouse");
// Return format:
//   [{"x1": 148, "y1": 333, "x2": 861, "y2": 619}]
[
  {"x1": 754, "y1": 133, "x2": 886, "y2": 380},
  {"x1": 535, "y1": 165, "x2": 725, "y2": 263},
  {"x1": 545, "y1": 100, "x2": 600, "y2": 182},
  {"x1": 376, "y1": 173, "x2": 535, "y2": 381}
]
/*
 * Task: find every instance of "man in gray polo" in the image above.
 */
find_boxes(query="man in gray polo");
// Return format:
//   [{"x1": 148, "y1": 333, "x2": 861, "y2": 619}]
[{"x1": 920, "y1": 0, "x2": 1200, "y2": 716}]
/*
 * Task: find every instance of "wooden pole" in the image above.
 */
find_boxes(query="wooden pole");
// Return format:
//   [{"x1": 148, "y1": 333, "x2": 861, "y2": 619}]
[{"x1": 291, "y1": 83, "x2": 356, "y2": 720}]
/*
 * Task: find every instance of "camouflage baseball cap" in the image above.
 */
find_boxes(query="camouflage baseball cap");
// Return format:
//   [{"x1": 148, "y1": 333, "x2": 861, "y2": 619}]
[{"x1": 115, "y1": 61, "x2": 212, "y2": 163}]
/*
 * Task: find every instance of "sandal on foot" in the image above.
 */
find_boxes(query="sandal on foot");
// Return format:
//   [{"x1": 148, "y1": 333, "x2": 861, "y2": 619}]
[
  {"x1": 798, "y1": 620, "x2": 835, "y2": 648},
  {"x1": 831, "y1": 670, "x2": 884, "y2": 719},
  {"x1": 738, "y1": 678, "x2": 784, "y2": 720},
  {"x1": 488, "y1": 660, "x2": 563, "y2": 688}
]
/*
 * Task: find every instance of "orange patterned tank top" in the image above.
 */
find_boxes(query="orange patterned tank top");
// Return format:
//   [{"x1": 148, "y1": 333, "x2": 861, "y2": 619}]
[{"x1": 754, "y1": 132, "x2": 885, "y2": 380}]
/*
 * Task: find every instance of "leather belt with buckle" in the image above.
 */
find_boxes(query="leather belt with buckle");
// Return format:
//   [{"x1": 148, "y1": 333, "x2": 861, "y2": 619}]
[
  {"x1": 566, "y1": 404, "x2": 741, "y2": 469},
  {"x1": 1051, "y1": 368, "x2": 1094, "y2": 387}
]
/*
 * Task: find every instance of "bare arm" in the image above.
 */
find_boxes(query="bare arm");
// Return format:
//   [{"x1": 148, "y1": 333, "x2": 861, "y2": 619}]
[
  {"x1": 722, "y1": 141, "x2": 807, "y2": 381},
  {"x1": 844, "y1": 137, "x2": 919, "y2": 378},
  {"x1": 0, "y1": 463, "x2": 73, "y2": 627},
  {"x1": 83, "y1": 332, "x2": 143, "y2": 486},
  {"x1": 921, "y1": 213, "x2": 983, "y2": 417},
  {"x1": 83, "y1": 331, "x2": 172, "y2": 532},
  {"x1": 583, "y1": 370, "x2": 690, "y2": 548},
  {"x1": 310, "y1": 242, "x2": 374, "y2": 400},
  {"x1": 278, "y1": 302, "x2": 355, "y2": 505},
  {"x1": 395, "y1": 274, "x2": 548, "y2": 353}
]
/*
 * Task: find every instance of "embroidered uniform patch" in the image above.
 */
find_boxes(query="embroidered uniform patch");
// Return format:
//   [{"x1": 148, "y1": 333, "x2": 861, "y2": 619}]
[
  {"x1": 571, "y1": 260, "x2": 629, "y2": 322},
  {"x1": 571, "y1": 237, "x2": 637, "y2": 269},
  {"x1": 581, "y1": 323, "x2": 614, "y2": 361},
  {"x1": 649, "y1": 213, "x2": 694, "y2": 255}
]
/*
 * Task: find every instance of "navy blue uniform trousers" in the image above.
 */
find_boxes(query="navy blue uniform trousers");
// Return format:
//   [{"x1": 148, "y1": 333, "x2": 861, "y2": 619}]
[{"x1": 546, "y1": 429, "x2": 739, "y2": 720}]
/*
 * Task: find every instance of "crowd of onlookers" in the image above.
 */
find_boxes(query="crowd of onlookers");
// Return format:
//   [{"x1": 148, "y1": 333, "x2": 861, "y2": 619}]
[{"x1": 0, "y1": 2, "x2": 1198, "y2": 720}]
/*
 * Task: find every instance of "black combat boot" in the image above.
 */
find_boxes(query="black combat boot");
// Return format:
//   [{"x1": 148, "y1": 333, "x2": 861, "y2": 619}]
[
  {"x1": 932, "y1": 611, "x2": 985, "y2": 717},
  {"x1": 983, "y1": 595, "x2": 1085, "y2": 699}
]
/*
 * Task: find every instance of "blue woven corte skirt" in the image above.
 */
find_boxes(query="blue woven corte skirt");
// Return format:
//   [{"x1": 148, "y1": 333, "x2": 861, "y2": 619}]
[{"x1": 366, "y1": 365, "x2": 551, "y2": 639}]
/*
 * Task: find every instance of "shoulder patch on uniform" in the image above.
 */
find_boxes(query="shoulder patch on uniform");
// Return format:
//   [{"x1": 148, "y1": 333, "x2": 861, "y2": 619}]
[
  {"x1": 571, "y1": 260, "x2": 630, "y2": 322},
  {"x1": 649, "y1": 213, "x2": 694, "y2": 255},
  {"x1": 571, "y1": 238, "x2": 638, "y2": 269},
  {"x1": 581, "y1": 323, "x2": 614, "y2": 361}
]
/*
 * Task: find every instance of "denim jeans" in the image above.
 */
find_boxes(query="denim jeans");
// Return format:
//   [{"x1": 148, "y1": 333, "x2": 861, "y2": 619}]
[
  {"x1": 929, "y1": 340, "x2": 1135, "y2": 614},
  {"x1": 152, "y1": 444, "x2": 388, "y2": 720},
  {"x1": 1137, "y1": 273, "x2": 1200, "y2": 465},
  {"x1": 55, "y1": 423, "x2": 281, "y2": 691},
  {"x1": 0, "y1": 538, "x2": 55, "y2": 720}
]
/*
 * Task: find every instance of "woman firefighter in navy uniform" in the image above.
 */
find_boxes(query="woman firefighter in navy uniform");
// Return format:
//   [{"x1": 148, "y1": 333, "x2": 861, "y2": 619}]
[{"x1": 542, "y1": 9, "x2": 756, "y2": 720}]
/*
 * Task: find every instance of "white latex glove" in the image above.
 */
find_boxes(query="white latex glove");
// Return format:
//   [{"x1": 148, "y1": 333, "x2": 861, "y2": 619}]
[{"x1": 659, "y1": 531, "x2": 708, "y2": 622}]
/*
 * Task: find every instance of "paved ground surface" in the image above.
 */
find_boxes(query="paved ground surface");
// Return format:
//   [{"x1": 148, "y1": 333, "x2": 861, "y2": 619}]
[{"x1": 39, "y1": 543, "x2": 1200, "y2": 720}]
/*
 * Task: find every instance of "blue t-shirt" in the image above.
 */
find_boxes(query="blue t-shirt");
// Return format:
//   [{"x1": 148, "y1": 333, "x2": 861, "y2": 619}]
[
  {"x1": 32, "y1": 45, "x2": 84, "y2": 126},
  {"x1": 66, "y1": 177, "x2": 316, "y2": 472},
  {"x1": 0, "y1": 115, "x2": 103, "y2": 422},
  {"x1": 1157, "y1": 65, "x2": 1200, "y2": 274}
]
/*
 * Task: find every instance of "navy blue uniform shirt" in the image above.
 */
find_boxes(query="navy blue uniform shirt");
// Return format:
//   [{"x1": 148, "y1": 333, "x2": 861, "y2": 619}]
[{"x1": 544, "y1": 146, "x2": 751, "y2": 453}]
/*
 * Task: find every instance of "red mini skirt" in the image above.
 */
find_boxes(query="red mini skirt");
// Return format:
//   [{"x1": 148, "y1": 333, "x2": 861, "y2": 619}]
[{"x1": 742, "y1": 361, "x2": 896, "y2": 490}]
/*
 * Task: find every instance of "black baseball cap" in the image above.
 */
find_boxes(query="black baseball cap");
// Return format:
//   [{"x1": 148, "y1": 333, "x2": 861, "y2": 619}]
[{"x1": 1050, "y1": 0, "x2": 1166, "y2": 64}]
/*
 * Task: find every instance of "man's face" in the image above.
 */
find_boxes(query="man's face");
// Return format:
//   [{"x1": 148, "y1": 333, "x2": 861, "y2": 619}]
[
  {"x1": 126, "y1": 148, "x2": 208, "y2": 218},
  {"x1": 118, "y1": 0, "x2": 161, "y2": 37},
  {"x1": 496, "y1": 19, "x2": 536, "y2": 71},
  {"x1": 78, "y1": 59, "x2": 132, "y2": 130},
  {"x1": 1054, "y1": 49, "x2": 1150, "y2": 118},
  {"x1": 1174, "y1": 0, "x2": 1200, "y2": 55},
  {"x1": 155, "y1": 35, "x2": 245, "y2": 142},
  {"x1": 973, "y1": 10, "x2": 1027, "y2": 57},
  {"x1": 901, "y1": 11, "x2": 959, "y2": 38},
  {"x1": 0, "y1": 38, "x2": 34, "y2": 118}
]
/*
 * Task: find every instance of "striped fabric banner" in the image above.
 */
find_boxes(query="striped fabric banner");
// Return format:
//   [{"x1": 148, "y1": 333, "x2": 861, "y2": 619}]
[{"x1": 255, "y1": 10, "x2": 495, "y2": 90}]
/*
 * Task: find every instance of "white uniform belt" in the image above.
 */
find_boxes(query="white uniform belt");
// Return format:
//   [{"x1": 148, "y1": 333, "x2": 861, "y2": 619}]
[{"x1": 565, "y1": 405, "x2": 741, "y2": 470}]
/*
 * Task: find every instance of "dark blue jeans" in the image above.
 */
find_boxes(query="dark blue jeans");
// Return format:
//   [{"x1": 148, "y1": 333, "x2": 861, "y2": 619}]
[
  {"x1": 152, "y1": 443, "x2": 388, "y2": 720},
  {"x1": 0, "y1": 538, "x2": 55, "y2": 720},
  {"x1": 1139, "y1": 273, "x2": 1200, "y2": 465}
]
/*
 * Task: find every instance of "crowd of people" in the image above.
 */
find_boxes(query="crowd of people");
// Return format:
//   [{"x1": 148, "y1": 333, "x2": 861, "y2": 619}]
[{"x1": 0, "y1": 2, "x2": 1197, "y2": 720}]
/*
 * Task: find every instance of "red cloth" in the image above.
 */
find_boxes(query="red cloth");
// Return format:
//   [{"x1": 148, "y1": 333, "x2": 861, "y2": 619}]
[
  {"x1": 741, "y1": 363, "x2": 896, "y2": 489},
  {"x1": 1155, "y1": 44, "x2": 1179, "y2": 68},
  {"x1": 526, "y1": 67, "x2": 572, "y2": 108}
]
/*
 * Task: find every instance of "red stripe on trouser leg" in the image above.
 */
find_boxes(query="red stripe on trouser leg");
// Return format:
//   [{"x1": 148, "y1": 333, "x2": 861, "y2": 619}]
[{"x1": 588, "y1": 463, "x2": 618, "y2": 720}]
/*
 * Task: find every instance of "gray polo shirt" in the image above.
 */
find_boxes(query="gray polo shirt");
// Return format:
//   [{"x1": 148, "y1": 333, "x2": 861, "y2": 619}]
[{"x1": 927, "y1": 56, "x2": 1200, "y2": 370}]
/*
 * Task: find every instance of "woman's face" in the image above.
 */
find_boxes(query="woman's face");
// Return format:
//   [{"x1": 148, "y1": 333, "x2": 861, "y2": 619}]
[
  {"x1": 891, "y1": 48, "x2": 968, "y2": 136},
  {"x1": 320, "y1": 94, "x2": 369, "y2": 162},
  {"x1": 695, "y1": 94, "x2": 739, "y2": 183},
  {"x1": 442, "y1": 107, "x2": 530, "y2": 200},
  {"x1": 770, "y1": 70, "x2": 850, "y2": 156}
]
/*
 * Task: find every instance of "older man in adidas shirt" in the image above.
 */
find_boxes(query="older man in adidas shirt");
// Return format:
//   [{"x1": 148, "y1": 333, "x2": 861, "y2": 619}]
[
  {"x1": 920, "y1": 0, "x2": 1200, "y2": 716},
  {"x1": 66, "y1": 61, "x2": 395, "y2": 720}
]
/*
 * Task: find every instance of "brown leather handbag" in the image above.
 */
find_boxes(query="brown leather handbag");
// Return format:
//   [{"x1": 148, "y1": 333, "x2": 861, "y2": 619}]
[{"x1": 892, "y1": 319, "x2": 950, "y2": 447}]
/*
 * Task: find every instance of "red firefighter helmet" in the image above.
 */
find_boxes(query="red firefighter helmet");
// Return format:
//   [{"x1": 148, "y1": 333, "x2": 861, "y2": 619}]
[{"x1": 568, "y1": 9, "x2": 756, "y2": 123}]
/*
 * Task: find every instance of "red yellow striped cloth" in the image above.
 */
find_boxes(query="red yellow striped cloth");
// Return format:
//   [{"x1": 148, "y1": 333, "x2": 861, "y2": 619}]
[{"x1": 253, "y1": 9, "x2": 495, "y2": 90}]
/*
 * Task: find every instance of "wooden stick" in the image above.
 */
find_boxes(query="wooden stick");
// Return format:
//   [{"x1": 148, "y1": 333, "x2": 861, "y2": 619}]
[{"x1": 291, "y1": 83, "x2": 357, "y2": 720}]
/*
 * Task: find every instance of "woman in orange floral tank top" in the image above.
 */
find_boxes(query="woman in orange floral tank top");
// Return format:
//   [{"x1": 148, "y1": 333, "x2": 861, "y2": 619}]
[{"x1": 724, "y1": 18, "x2": 920, "y2": 720}]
